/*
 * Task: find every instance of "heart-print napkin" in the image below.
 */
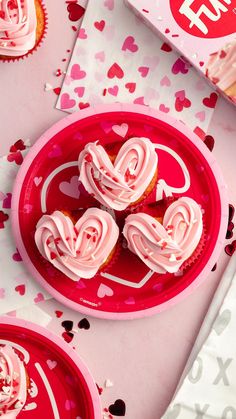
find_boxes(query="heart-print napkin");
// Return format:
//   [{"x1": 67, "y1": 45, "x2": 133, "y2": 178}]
[
  {"x1": 162, "y1": 253, "x2": 236, "y2": 419},
  {"x1": 0, "y1": 150, "x2": 50, "y2": 315},
  {"x1": 57, "y1": 0, "x2": 217, "y2": 133}
]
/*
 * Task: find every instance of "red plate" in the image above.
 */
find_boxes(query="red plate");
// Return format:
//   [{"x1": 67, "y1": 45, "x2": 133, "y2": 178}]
[
  {"x1": 0, "y1": 317, "x2": 101, "y2": 418},
  {"x1": 11, "y1": 104, "x2": 228, "y2": 319}
]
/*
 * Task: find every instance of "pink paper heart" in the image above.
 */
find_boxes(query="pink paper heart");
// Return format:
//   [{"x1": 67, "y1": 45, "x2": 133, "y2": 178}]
[
  {"x1": 74, "y1": 87, "x2": 85, "y2": 97},
  {"x1": 133, "y1": 96, "x2": 146, "y2": 105},
  {"x1": 33, "y1": 177, "x2": 42, "y2": 187},
  {"x1": 77, "y1": 28, "x2": 87, "y2": 39},
  {"x1": 23, "y1": 204, "x2": 33, "y2": 214},
  {"x1": 122, "y1": 36, "x2": 138, "y2": 52},
  {"x1": 195, "y1": 111, "x2": 205, "y2": 122},
  {"x1": 48, "y1": 144, "x2": 62, "y2": 158},
  {"x1": 138, "y1": 66, "x2": 149, "y2": 77},
  {"x1": 160, "y1": 75, "x2": 171, "y2": 87},
  {"x1": 172, "y1": 58, "x2": 189, "y2": 74},
  {"x1": 46, "y1": 360, "x2": 57, "y2": 370},
  {"x1": 59, "y1": 176, "x2": 80, "y2": 199},
  {"x1": 145, "y1": 87, "x2": 159, "y2": 103},
  {"x1": 60, "y1": 93, "x2": 76, "y2": 110},
  {"x1": 65, "y1": 400, "x2": 76, "y2": 411},
  {"x1": 108, "y1": 85, "x2": 119, "y2": 96},
  {"x1": 100, "y1": 121, "x2": 114, "y2": 133},
  {"x1": 175, "y1": 90, "x2": 186, "y2": 101},
  {"x1": 104, "y1": 0, "x2": 114, "y2": 10},
  {"x1": 112, "y1": 123, "x2": 128, "y2": 137},
  {"x1": 159, "y1": 104, "x2": 170, "y2": 113},
  {"x1": 2, "y1": 193, "x2": 12, "y2": 209},
  {"x1": 12, "y1": 249, "x2": 22, "y2": 262},
  {"x1": 70, "y1": 64, "x2": 86, "y2": 80},
  {"x1": 97, "y1": 283, "x2": 114, "y2": 298},
  {"x1": 34, "y1": 293, "x2": 44, "y2": 303},
  {"x1": 95, "y1": 50, "x2": 105, "y2": 62},
  {"x1": 124, "y1": 297, "x2": 135, "y2": 305}
]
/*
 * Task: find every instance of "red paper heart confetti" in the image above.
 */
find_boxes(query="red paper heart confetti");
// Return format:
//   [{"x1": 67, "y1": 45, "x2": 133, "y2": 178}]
[
  {"x1": 67, "y1": 3, "x2": 85, "y2": 22},
  {"x1": 203, "y1": 92, "x2": 218, "y2": 108},
  {"x1": 107, "y1": 62, "x2": 124, "y2": 79}
]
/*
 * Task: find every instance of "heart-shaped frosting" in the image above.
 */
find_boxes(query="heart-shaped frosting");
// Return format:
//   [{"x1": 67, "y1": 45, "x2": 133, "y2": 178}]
[
  {"x1": 0, "y1": 0, "x2": 37, "y2": 57},
  {"x1": 0, "y1": 345, "x2": 27, "y2": 417},
  {"x1": 78, "y1": 137, "x2": 158, "y2": 210},
  {"x1": 35, "y1": 208, "x2": 119, "y2": 279},
  {"x1": 123, "y1": 197, "x2": 203, "y2": 273}
]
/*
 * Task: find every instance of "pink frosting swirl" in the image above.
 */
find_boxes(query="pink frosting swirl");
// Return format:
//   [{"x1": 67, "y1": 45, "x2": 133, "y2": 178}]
[
  {"x1": 206, "y1": 40, "x2": 236, "y2": 91},
  {"x1": 0, "y1": 345, "x2": 27, "y2": 418},
  {"x1": 78, "y1": 137, "x2": 158, "y2": 211},
  {"x1": 35, "y1": 208, "x2": 119, "y2": 280},
  {"x1": 0, "y1": 0, "x2": 37, "y2": 57},
  {"x1": 123, "y1": 197, "x2": 203, "y2": 273}
]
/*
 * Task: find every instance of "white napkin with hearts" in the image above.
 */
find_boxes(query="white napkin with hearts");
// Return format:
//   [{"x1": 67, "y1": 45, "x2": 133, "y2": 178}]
[
  {"x1": 0, "y1": 150, "x2": 50, "y2": 315},
  {"x1": 57, "y1": 0, "x2": 217, "y2": 134},
  {"x1": 162, "y1": 253, "x2": 236, "y2": 419}
]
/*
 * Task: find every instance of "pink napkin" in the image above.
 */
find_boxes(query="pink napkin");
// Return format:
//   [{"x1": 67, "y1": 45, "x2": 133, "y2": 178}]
[
  {"x1": 0, "y1": 148, "x2": 50, "y2": 315},
  {"x1": 57, "y1": 0, "x2": 217, "y2": 133}
]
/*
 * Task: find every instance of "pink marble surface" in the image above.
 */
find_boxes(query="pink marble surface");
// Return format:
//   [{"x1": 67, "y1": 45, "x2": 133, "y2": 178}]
[{"x1": 0, "y1": 1, "x2": 236, "y2": 418}]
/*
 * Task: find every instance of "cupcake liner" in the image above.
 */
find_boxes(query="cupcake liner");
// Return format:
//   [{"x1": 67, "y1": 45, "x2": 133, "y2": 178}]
[
  {"x1": 180, "y1": 223, "x2": 207, "y2": 272},
  {"x1": 0, "y1": 0, "x2": 48, "y2": 63},
  {"x1": 98, "y1": 235, "x2": 122, "y2": 275}
]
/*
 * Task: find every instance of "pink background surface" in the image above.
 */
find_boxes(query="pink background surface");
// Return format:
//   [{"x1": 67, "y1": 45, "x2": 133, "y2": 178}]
[{"x1": 0, "y1": 1, "x2": 236, "y2": 418}]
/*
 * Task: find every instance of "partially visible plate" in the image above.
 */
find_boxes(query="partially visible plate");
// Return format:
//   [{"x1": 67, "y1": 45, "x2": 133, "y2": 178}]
[
  {"x1": 11, "y1": 104, "x2": 228, "y2": 319},
  {"x1": 0, "y1": 317, "x2": 101, "y2": 418}
]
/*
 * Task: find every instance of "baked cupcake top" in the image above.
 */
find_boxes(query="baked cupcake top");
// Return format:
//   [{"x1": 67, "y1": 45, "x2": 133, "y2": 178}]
[
  {"x1": 0, "y1": 344, "x2": 27, "y2": 417},
  {"x1": 35, "y1": 208, "x2": 119, "y2": 280},
  {"x1": 0, "y1": 0, "x2": 37, "y2": 57},
  {"x1": 78, "y1": 137, "x2": 158, "y2": 211},
  {"x1": 123, "y1": 197, "x2": 203, "y2": 273},
  {"x1": 206, "y1": 40, "x2": 236, "y2": 91}
]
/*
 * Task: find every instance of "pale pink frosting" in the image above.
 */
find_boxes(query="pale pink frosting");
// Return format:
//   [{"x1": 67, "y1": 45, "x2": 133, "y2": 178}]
[
  {"x1": 0, "y1": 345, "x2": 27, "y2": 418},
  {"x1": 123, "y1": 197, "x2": 203, "y2": 273},
  {"x1": 78, "y1": 137, "x2": 158, "y2": 211},
  {"x1": 206, "y1": 40, "x2": 236, "y2": 91},
  {"x1": 0, "y1": 0, "x2": 37, "y2": 57},
  {"x1": 35, "y1": 208, "x2": 119, "y2": 280}
]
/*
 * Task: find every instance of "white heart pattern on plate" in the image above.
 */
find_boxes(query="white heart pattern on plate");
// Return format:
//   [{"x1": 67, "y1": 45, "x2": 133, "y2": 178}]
[
  {"x1": 78, "y1": 137, "x2": 158, "y2": 210},
  {"x1": 35, "y1": 208, "x2": 119, "y2": 280},
  {"x1": 123, "y1": 197, "x2": 203, "y2": 273}
]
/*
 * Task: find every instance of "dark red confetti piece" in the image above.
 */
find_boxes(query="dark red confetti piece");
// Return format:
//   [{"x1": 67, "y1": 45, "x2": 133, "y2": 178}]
[{"x1": 109, "y1": 399, "x2": 126, "y2": 416}]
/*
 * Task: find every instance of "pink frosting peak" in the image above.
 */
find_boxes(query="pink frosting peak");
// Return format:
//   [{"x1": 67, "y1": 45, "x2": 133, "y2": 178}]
[
  {"x1": 206, "y1": 40, "x2": 236, "y2": 91},
  {"x1": 123, "y1": 197, "x2": 203, "y2": 273},
  {"x1": 78, "y1": 137, "x2": 158, "y2": 210},
  {"x1": 0, "y1": 345, "x2": 27, "y2": 417},
  {"x1": 0, "y1": 0, "x2": 37, "y2": 57},
  {"x1": 35, "y1": 208, "x2": 119, "y2": 280}
]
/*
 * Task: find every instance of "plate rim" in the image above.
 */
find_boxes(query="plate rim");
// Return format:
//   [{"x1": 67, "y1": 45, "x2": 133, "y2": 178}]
[
  {"x1": 0, "y1": 316, "x2": 102, "y2": 418},
  {"x1": 11, "y1": 103, "x2": 229, "y2": 320}
]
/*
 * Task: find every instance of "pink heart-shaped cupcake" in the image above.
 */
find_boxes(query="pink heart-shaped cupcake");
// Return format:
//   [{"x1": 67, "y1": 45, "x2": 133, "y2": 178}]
[
  {"x1": 123, "y1": 197, "x2": 203, "y2": 273},
  {"x1": 35, "y1": 209, "x2": 119, "y2": 279},
  {"x1": 78, "y1": 137, "x2": 157, "y2": 210}
]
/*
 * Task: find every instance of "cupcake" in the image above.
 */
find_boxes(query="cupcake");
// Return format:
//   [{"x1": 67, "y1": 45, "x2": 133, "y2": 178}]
[
  {"x1": 206, "y1": 40, "x2": 236, "y2": 103},
  {"x1": 123, "y1": 197, "x2": 203, "y2": 273},
  {"x1": 78, "y1": 137, "x2": 158, "y2": 211},
  {"x1": 0, "y1": 344, "x2": 28, "y2": 417},
  {"x1": 35, "y1": 208, "x2": 119, "y2": 280},
  {"x1": 0, "y1": 0, "x2": 46, "y2": 61}
]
